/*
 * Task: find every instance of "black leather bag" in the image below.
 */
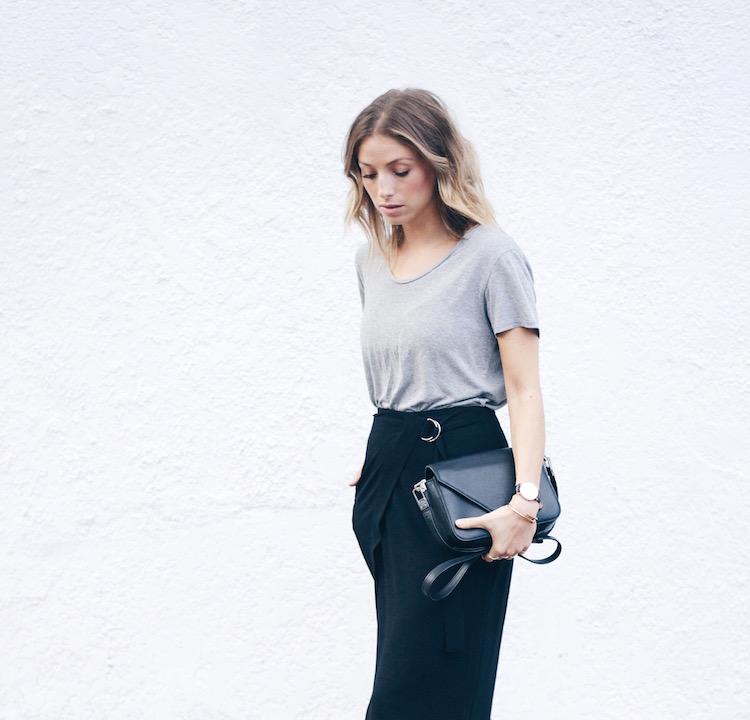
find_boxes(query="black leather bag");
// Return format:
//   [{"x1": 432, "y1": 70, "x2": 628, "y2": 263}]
[{"x1": 412, "y1": 448, "x2": 561, "y2": 600}]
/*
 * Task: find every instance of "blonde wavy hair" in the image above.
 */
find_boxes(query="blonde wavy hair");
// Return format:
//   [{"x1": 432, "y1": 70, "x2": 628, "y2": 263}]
[{"x1": 343, "y1": 88, "x2": 497, "y2": 261}]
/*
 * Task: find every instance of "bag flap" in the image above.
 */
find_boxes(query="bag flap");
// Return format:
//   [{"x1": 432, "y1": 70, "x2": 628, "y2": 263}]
[{"x1": 425, "y1": 447, "x2": 561, "y2": 524}]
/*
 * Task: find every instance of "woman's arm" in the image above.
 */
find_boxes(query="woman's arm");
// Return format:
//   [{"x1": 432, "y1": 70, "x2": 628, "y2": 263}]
[
  {"x1": 499, "y1": 326, "x2": 545, "y2": 492},
  {"x1": 455, "y1": 326, "x2": 545, "y2": 560}
]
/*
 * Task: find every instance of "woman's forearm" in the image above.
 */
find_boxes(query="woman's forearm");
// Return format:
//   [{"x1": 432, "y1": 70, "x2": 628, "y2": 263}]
[
  {"x1": 497, "y1": 327, "x2": 546, "y2": 493},
  {"x1": 506, "y1": 384, "x2": 545, "y2": 489}
]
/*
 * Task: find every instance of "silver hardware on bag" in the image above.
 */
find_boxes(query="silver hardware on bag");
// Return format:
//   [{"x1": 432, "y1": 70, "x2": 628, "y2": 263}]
[
  {"x1": 412, "y1": 479, "x2": 429, "y2": 510},
  {"x1": 420, "y1": 417, "x2": 442, "y2": 442},
  {"x1": 543, "y1": 455, "x2": 555, "y2": 483}
]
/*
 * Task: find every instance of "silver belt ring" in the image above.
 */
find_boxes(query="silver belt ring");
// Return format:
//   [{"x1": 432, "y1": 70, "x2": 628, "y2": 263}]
[{"x1": 420, "y1": 417, "x2": 442, "y2": 442}]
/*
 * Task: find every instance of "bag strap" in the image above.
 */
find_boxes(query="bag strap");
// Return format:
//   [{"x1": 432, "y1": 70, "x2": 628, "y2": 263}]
[
  {"x1": 422, "y1": 553, "x2": 483, "y2": 601},
  {"x1": 519, "y1": 535, "x2": 562, "y2": 565},
  {"x1": 422, "y1": 536, "x2": 562, "y2": 600}
]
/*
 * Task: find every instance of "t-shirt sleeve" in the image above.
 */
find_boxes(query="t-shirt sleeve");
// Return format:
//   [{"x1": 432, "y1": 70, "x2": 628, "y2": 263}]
[{"x1": 484, "y1": 249, "x2": 539, "y2": 336}]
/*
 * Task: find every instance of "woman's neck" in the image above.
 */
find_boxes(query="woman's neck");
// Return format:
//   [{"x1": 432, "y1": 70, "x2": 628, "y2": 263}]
[{"x1": 400, "y1": 209, "x2": 453, "y2": 249}]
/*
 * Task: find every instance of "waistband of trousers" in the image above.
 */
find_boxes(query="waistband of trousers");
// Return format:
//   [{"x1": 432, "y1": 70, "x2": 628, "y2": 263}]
[
  {"x1": 374, "y1": 405, "x2": 497, "y2": 435},
  {"x1": 376, "y1": 406, "x2": 495, "y2": 420}
]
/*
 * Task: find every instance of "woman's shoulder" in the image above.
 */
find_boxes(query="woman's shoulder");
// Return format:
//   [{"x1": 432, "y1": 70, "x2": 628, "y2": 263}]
[
  {"x1": 355, "y1": 242, "x2": 369, "y2": 267},
  {"x1": 355, "y1": 242, "x2": 374, "y2": 276},
  {"x1": 355, "y1": 241, "x2": 389, "y2": 275},
  {"x1": 461, "y1": 225, "x2": 531, "y2": 269}
]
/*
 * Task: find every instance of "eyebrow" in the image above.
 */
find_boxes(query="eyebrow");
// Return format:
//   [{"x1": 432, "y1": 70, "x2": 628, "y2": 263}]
[{"x1": 358, "y1": 157, "x2": 413, "y2": 167}]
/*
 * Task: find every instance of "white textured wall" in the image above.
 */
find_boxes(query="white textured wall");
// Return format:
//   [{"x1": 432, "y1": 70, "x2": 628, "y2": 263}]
[{"x1": 3, "y1": 1, "x2": 749, "y2": 718}]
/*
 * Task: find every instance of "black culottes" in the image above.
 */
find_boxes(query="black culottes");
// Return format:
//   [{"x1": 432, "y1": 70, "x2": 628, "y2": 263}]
[{"x1": 353, "y1": 406, "x2": 514, "y2": 720}]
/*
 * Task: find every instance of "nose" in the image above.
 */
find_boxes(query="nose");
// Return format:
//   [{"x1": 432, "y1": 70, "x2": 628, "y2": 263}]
[{"x1": 376, "y1": 175, "x2": 395, "y2": 201}]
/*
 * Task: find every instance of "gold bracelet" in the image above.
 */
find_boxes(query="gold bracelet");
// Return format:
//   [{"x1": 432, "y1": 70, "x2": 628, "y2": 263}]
[{"x1": 508, "y1": 503, "x2": 537, "y2": 524}]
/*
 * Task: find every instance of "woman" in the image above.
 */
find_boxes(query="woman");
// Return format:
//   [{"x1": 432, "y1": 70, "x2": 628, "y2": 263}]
[{"x1": 344, "y1": 89, "x2": 545, "y2": 720}]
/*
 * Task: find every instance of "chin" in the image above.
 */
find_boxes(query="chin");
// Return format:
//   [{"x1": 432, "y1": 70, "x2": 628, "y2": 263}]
[{"x1": 381, "y1": 212, "x2": 411, "y2": 227}]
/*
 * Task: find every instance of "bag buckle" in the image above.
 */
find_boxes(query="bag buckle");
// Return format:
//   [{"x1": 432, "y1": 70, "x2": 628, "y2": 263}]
[
  {"x1": 420, "y1": 417, "x2": 442, "y2": 442},
  {"x1": 412, "y1": 479, "x2": 429, "y2": 510}
]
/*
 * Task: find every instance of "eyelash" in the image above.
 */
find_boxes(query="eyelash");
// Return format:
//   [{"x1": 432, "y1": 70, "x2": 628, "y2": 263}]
[{"x1": 362, "y1": 170, "x2": 410, "y2": 180}]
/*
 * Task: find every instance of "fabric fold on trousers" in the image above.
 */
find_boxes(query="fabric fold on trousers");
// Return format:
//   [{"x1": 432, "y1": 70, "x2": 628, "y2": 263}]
[{"x1": 352, "y1": 407, "x2": 485, "y2": 576}]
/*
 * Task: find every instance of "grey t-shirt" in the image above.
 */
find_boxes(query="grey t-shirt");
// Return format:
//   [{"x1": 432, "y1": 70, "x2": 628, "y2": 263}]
[{"x1": 355, "y1": 224, "x2": 539, "y2": 411}]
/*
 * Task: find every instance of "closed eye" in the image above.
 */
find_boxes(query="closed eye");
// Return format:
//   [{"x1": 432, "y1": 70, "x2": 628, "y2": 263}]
[{"x1": 361, "y1": 170, "x2": 410, "y2": 180}]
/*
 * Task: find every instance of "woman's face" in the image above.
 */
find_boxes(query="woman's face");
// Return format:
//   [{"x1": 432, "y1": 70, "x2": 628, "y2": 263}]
[{"x1": 357, "y1": 134, "x2": 438, "y2": 230}]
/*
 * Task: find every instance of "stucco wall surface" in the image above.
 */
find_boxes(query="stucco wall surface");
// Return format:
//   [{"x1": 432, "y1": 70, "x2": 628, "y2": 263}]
[{"x1": 2, "y1": 1, "x2": 749, "y2": 718}]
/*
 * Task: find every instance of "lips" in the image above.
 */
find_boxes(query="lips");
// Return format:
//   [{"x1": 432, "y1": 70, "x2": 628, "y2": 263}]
[{"x1": 380, "y1": 204, "x2": 403, "y2": 214}]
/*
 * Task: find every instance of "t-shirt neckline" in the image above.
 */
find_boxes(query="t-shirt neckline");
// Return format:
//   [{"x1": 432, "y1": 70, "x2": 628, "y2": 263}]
[{"x1": 387, "y1": 226, "x2": 478, "y2": 284}]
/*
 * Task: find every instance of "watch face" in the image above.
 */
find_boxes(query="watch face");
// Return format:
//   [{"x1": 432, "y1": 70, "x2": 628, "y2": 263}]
[{"x1": 519, "y1": 482, "x2": 538, "y2": 501}]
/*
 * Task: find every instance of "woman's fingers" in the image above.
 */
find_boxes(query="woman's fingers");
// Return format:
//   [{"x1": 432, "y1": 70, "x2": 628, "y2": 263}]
[
  {"x1": 483, "y1": 541, "x2": 518, "y2": 562},
  {"x1": 455, "y1": 515, "x2": 484, "y2": 530},
  {"x1": 485, "y1": 540, "x2": 532, "y2": 562},
  {"x1": 349, "y1": 461, "x2": 364, "y2": 487},
  {"x1": 483, "y1": 546, "x2": 523, "y2": 563},
  {"x1": 458, "y1": 508, "x2": 534, "y2": 561}
]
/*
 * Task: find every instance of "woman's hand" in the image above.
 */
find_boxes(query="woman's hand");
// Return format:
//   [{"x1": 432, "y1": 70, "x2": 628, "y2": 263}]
[
  {"x1": 349, "y1": 461, "x2": 364, "y2": 487},
  {"x1": 455, "y1": 500, "x2": 538, "y2": 562}
]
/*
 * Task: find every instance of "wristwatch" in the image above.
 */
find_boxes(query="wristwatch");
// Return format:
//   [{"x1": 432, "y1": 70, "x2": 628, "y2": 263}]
[{"x1": 514, "y1": 481, "x2": 540, "y2": 503}]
